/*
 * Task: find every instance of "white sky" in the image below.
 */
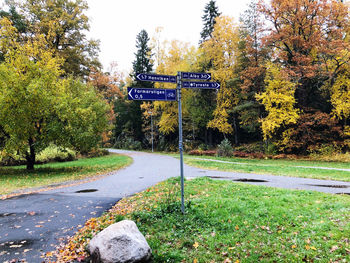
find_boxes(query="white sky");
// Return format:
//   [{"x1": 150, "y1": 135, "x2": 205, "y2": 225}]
[
  {"x1": 0, "y1": 0, "x2": 253, "y2": 73},
  {"x1": 86, "y1": 0, "x2": 252, "y2": 73}
]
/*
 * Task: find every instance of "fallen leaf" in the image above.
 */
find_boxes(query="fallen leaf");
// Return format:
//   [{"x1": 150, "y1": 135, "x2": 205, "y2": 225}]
[
  {"x1": 330, "y1": 245, "x2": 338, "y2": 252},
  {"x1": 193, "y1": 242, "x2": 199, "y2": 249}
]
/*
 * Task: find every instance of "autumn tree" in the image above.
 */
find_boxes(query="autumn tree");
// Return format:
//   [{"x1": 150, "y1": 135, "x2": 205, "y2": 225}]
[
  {"x1": 204, "y1": 16, "x2": 240, "y2": 136},
  {"x1": 256, "y1": 0, "x2": 350, "y2": 152},
  {"x1": 0, "y1": 18, "x2": 109, "y2": 170},
  {"x1": 256, "y1": 63, "x2": 300, "y2": 142},
  {"x1": 234, "y1": 0, "x2": 268, "y2": 141},
  {"x1": 2, "y1": 0, "x2": 100, "y2": 78},
  {"x1": 259, "y1": 0, "x2": 350, "y2": 110}
]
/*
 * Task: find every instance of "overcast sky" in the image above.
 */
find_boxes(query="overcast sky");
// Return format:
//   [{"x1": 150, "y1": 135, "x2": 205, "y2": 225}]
[
  {"x1": 86, "y1": 0, "x2": 252, "y2": 73},
  {"x1": 0, "y1": 0, "x2": 253, "y2": 73}
]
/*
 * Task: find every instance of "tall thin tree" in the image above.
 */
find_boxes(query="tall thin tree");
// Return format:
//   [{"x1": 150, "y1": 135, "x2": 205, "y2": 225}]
[{"x1": 199, "y1": 0, "x2": 221, "y2": 44}]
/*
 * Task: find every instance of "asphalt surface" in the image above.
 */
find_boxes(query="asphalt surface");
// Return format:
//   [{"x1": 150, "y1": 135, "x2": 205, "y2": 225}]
[{"x1": 1, "y1": 149, "x2": 350, "y2": 262}]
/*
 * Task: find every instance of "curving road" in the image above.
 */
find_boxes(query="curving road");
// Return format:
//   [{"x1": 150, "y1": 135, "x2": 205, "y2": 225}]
[{"x1": 1, "y1": 150, "x2": 350, "y2": 262}]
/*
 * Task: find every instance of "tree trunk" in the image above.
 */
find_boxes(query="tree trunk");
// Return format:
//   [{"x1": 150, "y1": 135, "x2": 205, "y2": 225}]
[
  {"x1": 233, "y1": 115, "x2": 239, "y2": 146},
  {"x1": 26, "y1": 138, "x2": 36, "y2": 170}
]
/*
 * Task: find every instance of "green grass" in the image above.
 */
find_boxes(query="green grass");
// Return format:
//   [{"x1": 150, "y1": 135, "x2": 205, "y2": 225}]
[
  {"x1": 59, "y1": 177, "x2": 350, "y2": 262},
  {"x1": 183, "y1": 155, "x2": 350, "y2": 181},
  {"x1": 0, "y1": 154, "x2": 132, "y2": 195},
  {"x1": 131, "y1": 178, "x2": 350, "y2": 262}
]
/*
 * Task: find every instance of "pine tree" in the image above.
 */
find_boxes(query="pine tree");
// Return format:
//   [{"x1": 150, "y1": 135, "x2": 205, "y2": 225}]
[
  {"x1": 132, "y1": 29, "x2": 153, "y2": 88},
  {"x1": 127, "y1": 29, "x2": 154, "y2": 144},
  {"x1": 199, "y1": 0, "x2": 221, "y2": 44}
]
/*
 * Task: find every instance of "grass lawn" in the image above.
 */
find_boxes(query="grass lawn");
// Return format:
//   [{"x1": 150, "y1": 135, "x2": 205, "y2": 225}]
[
  {"x1": 183, "y1": 155, "x2": 350, "y2": 182},
  {"x1": 0, "y1": 154, "x2": 132, "y2": 196},
  {"x1": 52, "y1": 177, "x2": 350, "y2": 262}
]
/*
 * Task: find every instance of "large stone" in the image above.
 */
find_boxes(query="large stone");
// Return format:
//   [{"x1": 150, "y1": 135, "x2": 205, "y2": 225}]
[{"x1": 88, "y1": 220, "x2": 152, "y2": 263}]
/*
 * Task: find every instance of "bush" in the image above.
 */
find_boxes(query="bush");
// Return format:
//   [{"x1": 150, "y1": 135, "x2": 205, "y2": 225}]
[
  {"x1": 36, "y1": 145, "x2": 76, "y2": 163},
  {"x1": 0, "y1": 145, "x2": 77, "y2": 166},
  {"x1": 217, "y1": 138, "x2": 233, "y2": 157}
]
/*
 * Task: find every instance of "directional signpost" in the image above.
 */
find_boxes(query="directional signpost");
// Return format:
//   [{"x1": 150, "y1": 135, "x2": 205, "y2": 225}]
[
  {"x1": 182, "y1": 81, "x2": 220, "y2": 89},
  {"x1": 181, "y1": 71, "x2": 211, "y2": 80},
  {"x1": 127, "y1": 87, "x2": 176, "y2": 101},
  {"x1": 129, "y1": 71, "x2": 220, "y2": 214},
  {"x1": 136, "y1": 73, "x2": 176, "y2": 83}
]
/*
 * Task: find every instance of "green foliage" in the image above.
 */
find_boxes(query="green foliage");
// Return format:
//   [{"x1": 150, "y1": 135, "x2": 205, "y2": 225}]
[
  {"x1": 0, "y1": 19, "x2": 110, "y2": 169},
  {"x1": 9, "y1": 0, "x2": 100, "y2": 77},
  {"x1": 132, "y1": 29, "x2": 153, "y2": 88},
  {"x1": 217, "y1": 138, "x2": 233, "y2": 157},
  {"x1": 265, "y1": 142, "x2": 278, "y2": 155},
  {"x1": 36, "y1": 145, "x2": 76, "y2": 164},
  {"x1": 113, "y1": 137, "x2": 142, "y2": 151}
]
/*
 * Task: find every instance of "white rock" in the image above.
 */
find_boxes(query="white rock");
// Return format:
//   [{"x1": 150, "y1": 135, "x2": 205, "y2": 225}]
[{"x1": 88, "y1": 220, "x2": 151, "y2": 263}]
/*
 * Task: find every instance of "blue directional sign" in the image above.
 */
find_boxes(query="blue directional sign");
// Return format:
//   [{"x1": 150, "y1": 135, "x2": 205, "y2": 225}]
[
  {"x1": 181, "y1": 72, "x2": 211, "y2": 80},
  {"x1": 182, "y1": 81, "x2": 220, "y2": 89},
  {"x1": 128, "y1": 87, "x2": 177, "y2": 101},
  {"x1": 136, "y1": 73, "x2": 176, "y2": 83}
]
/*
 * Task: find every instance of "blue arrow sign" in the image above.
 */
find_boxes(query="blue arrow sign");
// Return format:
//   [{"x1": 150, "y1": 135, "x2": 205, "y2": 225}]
[
  {"x1": 182, "y1": 81, "x2": 220, "y2": 89},
  {"x1": 181, "y1": 72, "x2": 211, "y2": 80},
  {"x1": 136, "y1": 73, "x2": 176, "y2": 83},
  {"x1": 128, "y1": 87, "x2": 177, "y2": 101}
]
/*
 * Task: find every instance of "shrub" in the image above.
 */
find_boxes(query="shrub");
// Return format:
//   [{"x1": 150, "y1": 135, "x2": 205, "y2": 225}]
[
  {"x1": 36, "y1": 145, "x2": 76, "y2": 163},
  {"x1": 217, "y1": 138, "x2": 233, "y2": 157}
]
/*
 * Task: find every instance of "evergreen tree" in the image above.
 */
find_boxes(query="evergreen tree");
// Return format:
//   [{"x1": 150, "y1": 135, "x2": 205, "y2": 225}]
[
  {"x1": 132, "y1": 29, "x2": 153, "y2": 88},
  {"x1": 199, "y1": 0, "x2": 221, "y2": 44},
  {"x1": 127, "y1": 29, "x2": 154, "y2": 144}
]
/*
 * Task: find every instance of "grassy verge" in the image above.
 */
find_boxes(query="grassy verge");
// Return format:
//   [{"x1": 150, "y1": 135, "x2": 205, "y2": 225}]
[
  {"x1": 183, "y1": 155, "x2": 350, "y2": 182},
  {"x1": 52, "y1": 177, "x2": 350, "y2": 262},
  {"x1": 0, "y1": 154, "x2": 132, "y2": 196}
]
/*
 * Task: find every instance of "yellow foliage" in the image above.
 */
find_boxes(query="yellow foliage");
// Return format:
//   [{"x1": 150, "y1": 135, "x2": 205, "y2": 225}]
[
  {"x1": 203, "y1": 16, "x2": 239, "y2": 134},
  {"x1": 330, "y1": 74, "x2": 350, "y2": 120},
  {"x1": 256, "y1": 63, "x2": 300, "y2": 140},
  {"x1": 153, "y1": 40, "x2": 198, "y2": 134}
]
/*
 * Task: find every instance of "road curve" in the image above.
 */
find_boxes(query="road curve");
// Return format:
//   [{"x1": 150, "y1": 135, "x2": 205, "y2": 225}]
[{"x1": 1, "y1": 150, "x2": 350, "y2": 262}]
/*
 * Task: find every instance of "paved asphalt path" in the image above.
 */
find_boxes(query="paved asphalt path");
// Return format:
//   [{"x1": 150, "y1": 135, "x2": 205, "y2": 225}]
[{"x1": 1, "y1": 149, "x2": 350, "y2": 262}]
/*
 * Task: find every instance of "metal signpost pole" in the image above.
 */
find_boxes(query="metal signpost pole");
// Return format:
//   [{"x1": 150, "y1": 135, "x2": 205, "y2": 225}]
[{"x1": 177, "y1": 71, "x2": 185, "y2": 214}]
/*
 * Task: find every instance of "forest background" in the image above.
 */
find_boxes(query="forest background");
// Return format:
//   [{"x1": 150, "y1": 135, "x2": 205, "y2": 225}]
[{"x1": 1, "y1": 0, "x2": 350, "y2": 169}]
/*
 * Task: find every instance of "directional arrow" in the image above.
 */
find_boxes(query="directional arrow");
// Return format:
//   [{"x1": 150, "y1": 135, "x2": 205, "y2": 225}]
[
  {"x1": 136, "y1": 73, "x2": 176, "y2": 83},
  {"x1": 182, "y1": 81, "x2": 220, "y2": 89},
  {"x1": 128, "y1": 87, "x2": 177, "y2": 101},
  {"x1": 181, "y1": 72, "x2": 211, "y2": 80}
]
